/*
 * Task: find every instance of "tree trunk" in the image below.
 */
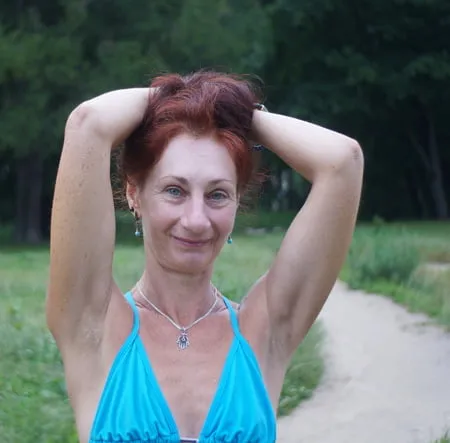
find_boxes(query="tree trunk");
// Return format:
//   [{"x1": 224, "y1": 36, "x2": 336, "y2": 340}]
[
  {"x1": 416, "y1": 183, "x2": 430, "y2": 219},
  {"x1": 408, "y1": 167, "x2": 432, "y2": 219},
  {"x1": 14, "y1": 152, "x2": 44, "y2": 244},
  {"x1": 407, "y1": 109, "x2": 448, "y2": 220},
  {"x1": 426, "y1": 112, "x2": 448, "y2": 219}
]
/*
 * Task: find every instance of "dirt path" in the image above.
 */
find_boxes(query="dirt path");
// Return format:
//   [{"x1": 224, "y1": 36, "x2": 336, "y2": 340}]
[{"x1": 277, "y1": 281, "x2": 450, "y2": 443}]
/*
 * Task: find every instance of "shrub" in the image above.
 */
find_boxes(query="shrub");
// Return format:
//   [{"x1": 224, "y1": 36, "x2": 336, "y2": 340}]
[{"x1": 346, "y1": 227, "x2": 421, "y2": 288}]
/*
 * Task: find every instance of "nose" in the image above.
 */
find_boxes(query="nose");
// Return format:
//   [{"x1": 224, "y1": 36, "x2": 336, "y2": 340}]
[{"x1": 180, "y1": 195, "x2": 211, "y2": 235}]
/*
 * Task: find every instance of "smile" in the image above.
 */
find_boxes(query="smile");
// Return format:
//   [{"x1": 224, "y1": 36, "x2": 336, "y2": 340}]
[{"x1": 172, "y1": 236, "x2": 210, "y2": 247}]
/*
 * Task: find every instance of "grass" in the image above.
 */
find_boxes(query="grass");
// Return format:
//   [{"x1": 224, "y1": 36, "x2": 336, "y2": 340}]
[
  {"x1": 341, "y1": 221, "x2": 450, "y2": 443},
  {"x1": 4, "y1": 212, "x2": 447, "y2": 441},
  {"x1": 433, "y1": 432, "x2": 450, "y2": 443},
  {"x1": 0, "y1": 231, "x2": 323, "y2": 442},
  {"x1": 342, "y1": 221, "x2": 450, "y2": 328},
  {"x1": 278, "y1": 324, "x2": 323, "y2": 416}
]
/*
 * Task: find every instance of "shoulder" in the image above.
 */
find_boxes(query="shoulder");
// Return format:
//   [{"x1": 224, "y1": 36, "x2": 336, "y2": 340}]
[
  {"x1": 225, "y1": 297, "x2": 241, "y2": 312},
  {"x1": 229, "y1": 279, "x2": 273, "y2": 349}
]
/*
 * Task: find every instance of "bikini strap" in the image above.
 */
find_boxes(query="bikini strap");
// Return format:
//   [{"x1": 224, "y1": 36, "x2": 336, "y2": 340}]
[
  {"x1": 221, "y1": 295, "x2": 265, "y2": 377},
  {"x1": 123, "y1": 291, "x2": 140, "y2": 337},
  {"x1": 221, "y1": 296, "x2": 241, "y2": 337}
]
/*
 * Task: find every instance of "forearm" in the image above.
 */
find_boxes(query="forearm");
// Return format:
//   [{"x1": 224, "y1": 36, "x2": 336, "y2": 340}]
[
  {"x1": 71, "y1": 88, "x2": 151, "y2": 148},
  {"x1": 251, "y1": 110, "x2": 362, "y2": 182}
]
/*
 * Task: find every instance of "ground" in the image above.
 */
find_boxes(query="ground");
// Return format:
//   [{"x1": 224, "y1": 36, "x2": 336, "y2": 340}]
[{"x1": 277, "y1": 281, "x2": 450, "y2": 443}]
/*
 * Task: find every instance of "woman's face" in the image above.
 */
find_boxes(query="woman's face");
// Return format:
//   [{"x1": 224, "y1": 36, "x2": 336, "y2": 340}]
[{"x1": 136, "y1": 132, "x2": 239, "y2": 274}]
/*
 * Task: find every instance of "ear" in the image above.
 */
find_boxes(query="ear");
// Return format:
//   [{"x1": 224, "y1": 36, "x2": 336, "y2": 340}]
[
  {"x1": 236, "y1": 192, "x2": 241, "y2": 209},
  {"x1": 126, "y1": 182, "x2": 140, "y2": 213}
]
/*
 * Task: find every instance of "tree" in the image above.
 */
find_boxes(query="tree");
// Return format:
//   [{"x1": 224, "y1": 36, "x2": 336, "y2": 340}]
[
  {"x1": 262, "y1": 0, "x2": 450, "y2": 219},
  {"x1": 0, "y1": 20, "x2": 83, "y2": 242},
  {"x1": 0, "y1": 0, "x2": 275, "y2": 242}
]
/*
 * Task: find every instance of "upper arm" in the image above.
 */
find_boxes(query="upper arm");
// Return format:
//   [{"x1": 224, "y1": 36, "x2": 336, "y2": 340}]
[
  {"x1": 46, "y1": 105, "x2": 117, "y2": 346},
  {"x1": 264, "y1": 141, "x2": 364, "y2": 355}
]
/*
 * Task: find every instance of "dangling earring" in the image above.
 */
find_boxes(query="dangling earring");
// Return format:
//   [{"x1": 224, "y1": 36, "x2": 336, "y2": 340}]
[
  {"x1": 130, "y1": 208, "x2": 142, "y2": 237},
  {"x1": 227, "y1": 235, "x2": 233, "y2": 244},
  {"x1": 135, "y1": 218, "x2": 142, "y2": 237}
]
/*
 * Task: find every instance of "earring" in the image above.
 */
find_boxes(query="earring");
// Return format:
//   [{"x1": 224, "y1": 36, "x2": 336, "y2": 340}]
[
  {"x1": 130, "y1": 208, "x2": 142, "y2": 237},
  {"x1": 134, "y1": 219, "x2": 142, "y2": 238},
  {"x1": 227, "y1": 235, "x2": 233, "y2": 244}
]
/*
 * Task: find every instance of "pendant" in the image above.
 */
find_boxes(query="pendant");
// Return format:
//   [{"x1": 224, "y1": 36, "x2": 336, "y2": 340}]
[{"x1": 176, "y1": 329, "x2": 190, "y2": 350}]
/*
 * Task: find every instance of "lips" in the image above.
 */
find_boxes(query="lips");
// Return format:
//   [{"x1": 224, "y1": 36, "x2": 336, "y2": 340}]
[{"x1": 173, "y1": 236, "x2": 210, "y2": 247}]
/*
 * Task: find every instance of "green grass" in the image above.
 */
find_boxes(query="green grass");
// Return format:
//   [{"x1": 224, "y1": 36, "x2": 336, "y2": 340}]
[
  {"x1": 433, "y1": 432, "x2": 450, "y2": 443},
  {"x1": 342, "y1": 221, "x2": 450, "y2": 328},
  {"x1": 3, "y1": 213, "x2": 448, "y2": 439},
  {"x1": 0, "y1": 232, "x2": 323, "y2": 441},
  {"x1": 278, "y1": 324, "x2": 323, "y2": 416}
]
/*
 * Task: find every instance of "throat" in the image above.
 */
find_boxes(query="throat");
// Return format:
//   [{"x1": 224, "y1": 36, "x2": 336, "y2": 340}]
[{"x1": 135, "y1": 281, "x2": 220, "y2": 329}]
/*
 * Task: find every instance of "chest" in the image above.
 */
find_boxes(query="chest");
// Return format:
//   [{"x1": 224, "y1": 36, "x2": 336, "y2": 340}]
[
  {"x1": 74, "y1": 299, "x2": 282, "y2": 443},
  {"x1": 138, "y1": 311, "x2": 235, "y2": 438}
]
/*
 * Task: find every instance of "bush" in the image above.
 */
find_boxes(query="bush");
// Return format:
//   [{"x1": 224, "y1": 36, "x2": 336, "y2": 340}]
[
  {"x1": 346, "y1": 227, "x2": 421, "y2": 288},
  {"x1": 342, "y1": 222, "x2": 450, "y2": 328},
  {"x1": 433, "y1": 432, "x2": 450, "y2": 443},
  {"x1": 407, "y1": 267, "x2": 450, "y2": 325}
]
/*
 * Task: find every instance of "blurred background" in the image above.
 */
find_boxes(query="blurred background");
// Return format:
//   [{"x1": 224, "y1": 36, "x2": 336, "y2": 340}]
[
  {"x1": 0, "y1": 0, "x2": 449, "y2": 244},
  {"x1": 0, "y1": 1, "x2": 449, "y2": 442}
]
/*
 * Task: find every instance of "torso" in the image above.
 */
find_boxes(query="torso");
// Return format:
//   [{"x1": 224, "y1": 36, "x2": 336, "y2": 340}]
[{"x1": 62, "y1": 288, "x2": 286, "y2": 443}]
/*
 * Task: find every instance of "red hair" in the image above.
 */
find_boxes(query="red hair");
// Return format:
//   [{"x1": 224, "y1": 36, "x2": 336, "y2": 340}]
[{"x1": 118, "y1": 71, "x2": 264, "y2": 201}]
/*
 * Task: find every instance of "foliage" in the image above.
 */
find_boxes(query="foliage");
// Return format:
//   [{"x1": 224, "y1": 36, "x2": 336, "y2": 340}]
[
  {"x1": 1, "y1": 0, "x2": 450, "y2": 241},
  {"x1": 278, "y1": 324, "x2": 323, "y2": 416},
  {"x1": 0, "y1": 0, "x2": 277, "y2": 242},
  {"x1": 346, "y1": 225, "x2": 421, "y2": 287},
  {"x1": 433, "y1": 432, "x2": 450, "y2": 443},
  {"x1": 0, "y1": 252, "x2": 78, "y2": 442},
  {"x1": 264, "y1": 0, "x2": 450, "y2": 220},
  {"x1": 342, "y1": 222, "x2": 450, "y2": 328}
]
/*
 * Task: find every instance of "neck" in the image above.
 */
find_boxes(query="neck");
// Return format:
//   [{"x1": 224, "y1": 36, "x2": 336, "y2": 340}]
[{"x1": 136, "y1": 261, "x2": 217, "y2": 327}]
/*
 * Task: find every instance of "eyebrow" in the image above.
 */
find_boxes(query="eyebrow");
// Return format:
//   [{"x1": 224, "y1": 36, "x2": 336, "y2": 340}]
[{"x1": 160, "y1": 175, "x2": 234, "y2": 186}]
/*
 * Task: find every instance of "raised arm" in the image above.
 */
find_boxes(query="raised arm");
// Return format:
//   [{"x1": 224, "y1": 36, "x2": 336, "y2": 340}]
[
  {"x1": 46, "y1": 88, "x2": 149, "y2": 347},
  {"x1": 245, "y1": 110, "x2": 364, "y2": 358}
]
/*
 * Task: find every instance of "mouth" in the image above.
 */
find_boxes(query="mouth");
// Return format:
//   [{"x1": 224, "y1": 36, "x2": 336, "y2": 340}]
[{"x1": 172, "y1": 236, "x2": 210, "y2": 247}]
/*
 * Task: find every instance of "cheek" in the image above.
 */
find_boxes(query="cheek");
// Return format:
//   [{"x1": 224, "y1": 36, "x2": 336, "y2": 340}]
[
  {"x1": 215, "y1": 205, "x2": 237, "y2": 233},
  {"x1": 143, "y1": 199, "x2": 178, "y2": 233}
]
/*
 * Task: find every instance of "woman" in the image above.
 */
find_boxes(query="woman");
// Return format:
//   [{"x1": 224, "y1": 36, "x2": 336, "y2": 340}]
[{"x1": 47, "y1": 71, "x2": 364, "y2": 443}]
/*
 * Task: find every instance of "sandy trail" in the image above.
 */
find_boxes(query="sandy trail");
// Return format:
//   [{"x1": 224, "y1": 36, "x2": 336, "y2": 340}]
[{"x1": 277, "y1": 281, "x2": 450, "y2": 443}]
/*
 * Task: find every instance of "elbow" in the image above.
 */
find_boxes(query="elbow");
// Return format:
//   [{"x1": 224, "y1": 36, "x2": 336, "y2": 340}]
[
  {"x1": 349, "y1": 139, "x2": 364, "y2": 163},
  {"x1": 65, "y1": 102, "x2": 99, "y2": 134},
  {"x1": 313, "y1": 139, "x2": 364, "y2": 183},
  {"x1": 67, "y1": 102, "x2": 92, "y2": 126},
  {"x1": 334, "y1": 139, "x2": 364, "y2": 174}
]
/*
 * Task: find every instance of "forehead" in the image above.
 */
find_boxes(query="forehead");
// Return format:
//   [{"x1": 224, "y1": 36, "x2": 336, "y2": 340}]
[{"x1": 151, "y1": 133, "x2": 237, "y2": 183}]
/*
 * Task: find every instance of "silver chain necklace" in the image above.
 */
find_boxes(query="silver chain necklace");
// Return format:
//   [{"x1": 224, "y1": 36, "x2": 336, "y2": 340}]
[{"x1": 136, "y1": 282, "x2": 219, "y2": 350}]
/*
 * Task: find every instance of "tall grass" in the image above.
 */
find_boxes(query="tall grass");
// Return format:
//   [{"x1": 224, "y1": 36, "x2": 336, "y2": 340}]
[
  {"x1": 343, "y1": 222, "x2": 450, "y2": 328},
  {"x1": 345, "y1": 226, "x2": 421, "y2": 287},
  {"x1": 0, "y1": 232, "x2": 322, "y2": 441},
  {"x1": 433, "y1": 432, "x2": 450, "y2": 443},
  {"x1": 0, "y1": 252, "x2": 78, "y2": 442}
]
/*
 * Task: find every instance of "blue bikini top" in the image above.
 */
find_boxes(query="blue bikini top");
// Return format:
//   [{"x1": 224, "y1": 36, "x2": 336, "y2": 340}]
[{"x1": 88, "y1": 292, "x2": 277, "y2": 442}]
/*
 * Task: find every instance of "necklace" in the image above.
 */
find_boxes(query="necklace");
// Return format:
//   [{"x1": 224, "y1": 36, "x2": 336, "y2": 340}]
[{"x1": 136, "y1": 282, "x2": 219, "y2": 350}]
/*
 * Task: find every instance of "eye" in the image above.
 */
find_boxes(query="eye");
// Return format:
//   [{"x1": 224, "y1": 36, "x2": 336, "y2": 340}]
[
  {"x1": 165, "y1": 186, "x2": 184, "y2": 197},
  {"x1": 208, "y1": 190, "x2": 228, "y2": 201}
]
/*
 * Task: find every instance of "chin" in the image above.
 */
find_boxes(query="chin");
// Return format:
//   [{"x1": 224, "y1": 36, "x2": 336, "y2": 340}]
[
  {"x1": 171, "y1": 248, "x2": 219, "y2": 274},
  {"x1": 171, "y1": 258, "x2": 213, "y2": 274}
]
